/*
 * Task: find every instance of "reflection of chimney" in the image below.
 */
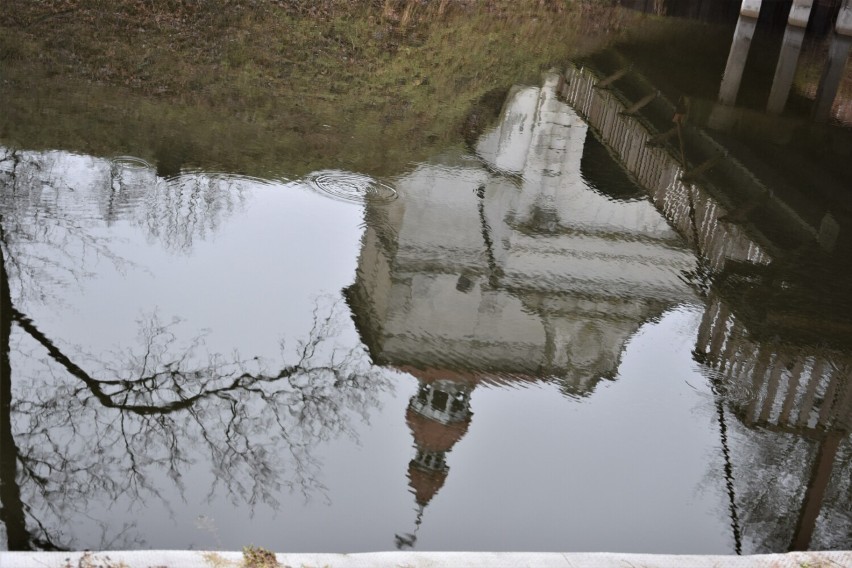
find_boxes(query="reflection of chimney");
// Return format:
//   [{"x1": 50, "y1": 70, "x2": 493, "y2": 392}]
[{"x1": 395, "y1": 369, "x2": 475, "y2": 549}]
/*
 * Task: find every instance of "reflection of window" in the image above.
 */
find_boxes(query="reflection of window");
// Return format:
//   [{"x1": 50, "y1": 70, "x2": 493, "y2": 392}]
[
  {"x1": 417, "y1": 385, "x2": 430, "y2": 406},
  {"x1": 456, "y1": 274, "x2": 473, "y2": 293},
  {"x1": 431, "y1": 390, "x2": 449, "y2": 412},
  {"x1": 450, "y1": 396, "x2": 465, "y2": 414},
  {"x1": 414, "y1": 450, "x2": 447, "y2": 471}
]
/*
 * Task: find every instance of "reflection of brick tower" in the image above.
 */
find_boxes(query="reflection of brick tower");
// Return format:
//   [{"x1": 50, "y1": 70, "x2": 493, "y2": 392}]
[{"x1": 394, "y1": 369, "x2": 474, "y2": 549}]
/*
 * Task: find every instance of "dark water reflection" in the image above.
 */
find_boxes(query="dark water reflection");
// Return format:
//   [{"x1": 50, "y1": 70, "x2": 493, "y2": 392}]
[{"x1": 2, "y1": 0, "x2": 852, "y2": 556}]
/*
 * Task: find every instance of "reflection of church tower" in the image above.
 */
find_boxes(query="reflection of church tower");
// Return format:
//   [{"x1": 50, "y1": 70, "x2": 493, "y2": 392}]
[
  {"x1": 395, "y1": 370, "x2": 474, "y2": 549},
  {"x1": 345, "y1": 69, "x2": 694, "y2": 550}
]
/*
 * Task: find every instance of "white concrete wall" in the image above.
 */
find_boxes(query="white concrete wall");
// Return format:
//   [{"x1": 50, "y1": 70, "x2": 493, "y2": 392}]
[{"x1": 3, "y1": 549, "x2": 849, "y2": 568}]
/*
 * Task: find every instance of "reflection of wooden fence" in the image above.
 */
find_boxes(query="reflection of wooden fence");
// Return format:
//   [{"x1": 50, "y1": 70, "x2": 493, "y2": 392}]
[
  {"x1": 561, "y1": 65, "x2": 852, "y2": 435},
  {"x1": 561, "y1": 66, "x2": 771, "y2": 273},
  {"x1": 695, "y1": 294, "x2": 852, "y2": 434}
]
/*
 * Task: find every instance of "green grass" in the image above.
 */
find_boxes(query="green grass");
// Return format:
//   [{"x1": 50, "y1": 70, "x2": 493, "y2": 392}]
[{"x1": 0, "y1": 0, "x2": 637, "y2": 178}]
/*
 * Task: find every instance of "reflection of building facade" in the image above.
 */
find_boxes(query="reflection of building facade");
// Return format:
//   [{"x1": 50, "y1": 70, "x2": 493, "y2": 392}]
[
  {"x1": 693, "y1": 287, "x2": 852, "y2": 551},
  {"x1": 348, "y1": 74, "x2": 695, "y2": 395},
  {"x1": 563, "y1": 65, "x2": 779, "y2": 272},
  {"x1": 349, "y1": 4, "x2": 852, "y2": 543},
  {"x1": 347, "y1": 72, "x2": 696, "y2": 545}
]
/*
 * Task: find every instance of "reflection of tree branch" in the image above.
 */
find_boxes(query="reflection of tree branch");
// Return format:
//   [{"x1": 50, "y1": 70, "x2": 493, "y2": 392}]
[
  {"x1": 6, "y1": 300, "x2": 390, "y2": 548},
  {"x1": 0, "y1": 228, "x2": 33, "y2": 550},
  {"x1": 0, "y1": 151, "x2": 133, "y2": 306},
  {"x1": 710, "y1": 380, "x2": 743, "y2": 555},
  {"x1": 2, "y1": 148, "x2": 388, "y2": 548},
  {"x1": 0, "y1": 227, "x2": 67, "y2": 551},
  {"x1": 12, "y1": 309, "x2": 129, "y2": 410},
  {"x1": 13, "y1": 306, "x2": 373, "y2": 418},
  {"x1": 141, "y1": 173, "x2": 246, "y2": 253}
]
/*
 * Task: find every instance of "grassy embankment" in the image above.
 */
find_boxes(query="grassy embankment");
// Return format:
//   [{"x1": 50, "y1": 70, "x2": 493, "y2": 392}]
[{"x1": 0, "y1": 0, "x2": 634, "y2": 178}]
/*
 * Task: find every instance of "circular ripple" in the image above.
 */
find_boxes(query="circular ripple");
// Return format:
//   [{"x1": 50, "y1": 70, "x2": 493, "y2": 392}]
[
  {"x1": 110, "y1": 156, "x2": 152, "y2": 170},
  {"x1": 306, "y1": 170, "x2": 398, "y2": 204}
]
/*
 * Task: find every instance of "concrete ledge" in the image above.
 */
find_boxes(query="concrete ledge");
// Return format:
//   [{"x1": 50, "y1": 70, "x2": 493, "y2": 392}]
[
  {"x1": 740, "y1": 0, "x2": 763, "y2": 19},
  {"x1": 787, "y1": 0, "x2": 813, "y2": 28},
  {"x1": 838, "y1": 3, "x2": 852, "y2": 36},
  {"x1": 1, "y1": 550, "x2": 850, "y2": 568}
]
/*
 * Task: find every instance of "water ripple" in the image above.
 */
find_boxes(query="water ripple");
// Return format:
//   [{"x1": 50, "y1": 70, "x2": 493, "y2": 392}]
[
  {"x1": 110, "y1": 155, "x2": 152, "y2": 171},
  {"x1": 306, "y1": 170, "x2": 398, "y2": 204},
  {"x1": 163, "y1": 170, "x2": 286, "y2": 189}
]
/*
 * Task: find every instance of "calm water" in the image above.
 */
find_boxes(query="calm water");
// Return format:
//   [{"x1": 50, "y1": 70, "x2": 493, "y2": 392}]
[{"x1": 2, "y1": 2, "x2": 852, "y2": 556}]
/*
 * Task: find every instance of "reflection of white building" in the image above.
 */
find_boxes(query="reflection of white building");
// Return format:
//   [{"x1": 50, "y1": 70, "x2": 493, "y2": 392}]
[
  {"x1": 479, "y1": 74, "x2": 693, "y2": 301},
  {"x1": 347, "y1": 71, "x2": 696, "y2": 395},
  {"x1": 348, "y1": 72, "x2": 697, "y2": 547}
]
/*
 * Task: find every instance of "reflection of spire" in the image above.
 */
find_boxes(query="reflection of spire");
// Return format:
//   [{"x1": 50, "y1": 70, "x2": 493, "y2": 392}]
[
  {"x1": 394, "y1": 504, "x2": 424, "y2": 549},
  {"x1": 395, "y1": 369, "x2": 474, "y2": 549},
  {"x1": 404, "y1": 376, "x2": 473, "y2": 504}
]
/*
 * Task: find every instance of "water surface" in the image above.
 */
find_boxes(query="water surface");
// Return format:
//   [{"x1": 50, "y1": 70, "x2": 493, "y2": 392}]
[{"x1": 2, "y1": 0, "x2": 852, "y2": 556}]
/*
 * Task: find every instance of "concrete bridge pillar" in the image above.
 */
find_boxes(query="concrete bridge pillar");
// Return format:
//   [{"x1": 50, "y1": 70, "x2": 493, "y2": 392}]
[
  {"x1": 767, "y1": 0, "x2": 814, "y2": 114},
  {"x1": 718, "y1": 0, "x2": 763, "y2": 105},
  {"x1": 814, "y1": 0, "x2": 852, "y2": 121}
]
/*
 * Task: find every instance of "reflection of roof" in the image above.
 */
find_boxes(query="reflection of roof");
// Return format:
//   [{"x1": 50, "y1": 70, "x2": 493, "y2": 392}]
[
  {"x1": 396, "y1": 365, "x2": 544, "y2": 389},
  {"x1": 344, "y1": 70, "x2": 693, "y2": 398},
  {"x1": 407, "y1": 462, "x2": 448, "y2": 507},
  {"x1": 398, "y1": 366, "x2": 479, "y2": 386},
  {"x1": 406, "y1": 407, "x2": 470, "y2": 453}
]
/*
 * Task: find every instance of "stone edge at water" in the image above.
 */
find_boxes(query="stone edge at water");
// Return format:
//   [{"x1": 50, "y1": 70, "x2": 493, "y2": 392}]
[{"x1": 1, "y1": 550, "x2": 849, "y2": 568}]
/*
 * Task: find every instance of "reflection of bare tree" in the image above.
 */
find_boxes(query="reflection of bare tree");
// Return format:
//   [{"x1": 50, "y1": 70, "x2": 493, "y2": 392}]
[
  {"x1": 3, "y1": 147, "x2": 247, "y2": 261},
  {"x1": 811, "y1": 436, "x2": 852, "y2": 549},
  {"x1": 138, "y1": 172, "x2": 247, "y2": 253},
  {"x1": 0, "y1": 149, "x2": 130, "y2": 305},
  {"x1": 101, "y1": 156, "x2": 248, "y2": 252},
  {"x1": 4, "y1": 295, "x2": 389, "y2": 550},
  {"x1": 1, "y1": 148, "x2": 131, "y2": 548},
  {"x1": 733, "y1": 429, "x2": 852, "y2": 553},
  {"x1": 1, "y1": 147, "x2": 389, "y2": 550},
  {"x1": 722, "y1": 429, "x2": 814, "y2": 553}
]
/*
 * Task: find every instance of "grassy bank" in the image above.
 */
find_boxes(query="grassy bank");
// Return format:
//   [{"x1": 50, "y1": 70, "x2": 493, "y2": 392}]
[{"x1": 0, "y1": 0, "x2": 635, "y2": 178}]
